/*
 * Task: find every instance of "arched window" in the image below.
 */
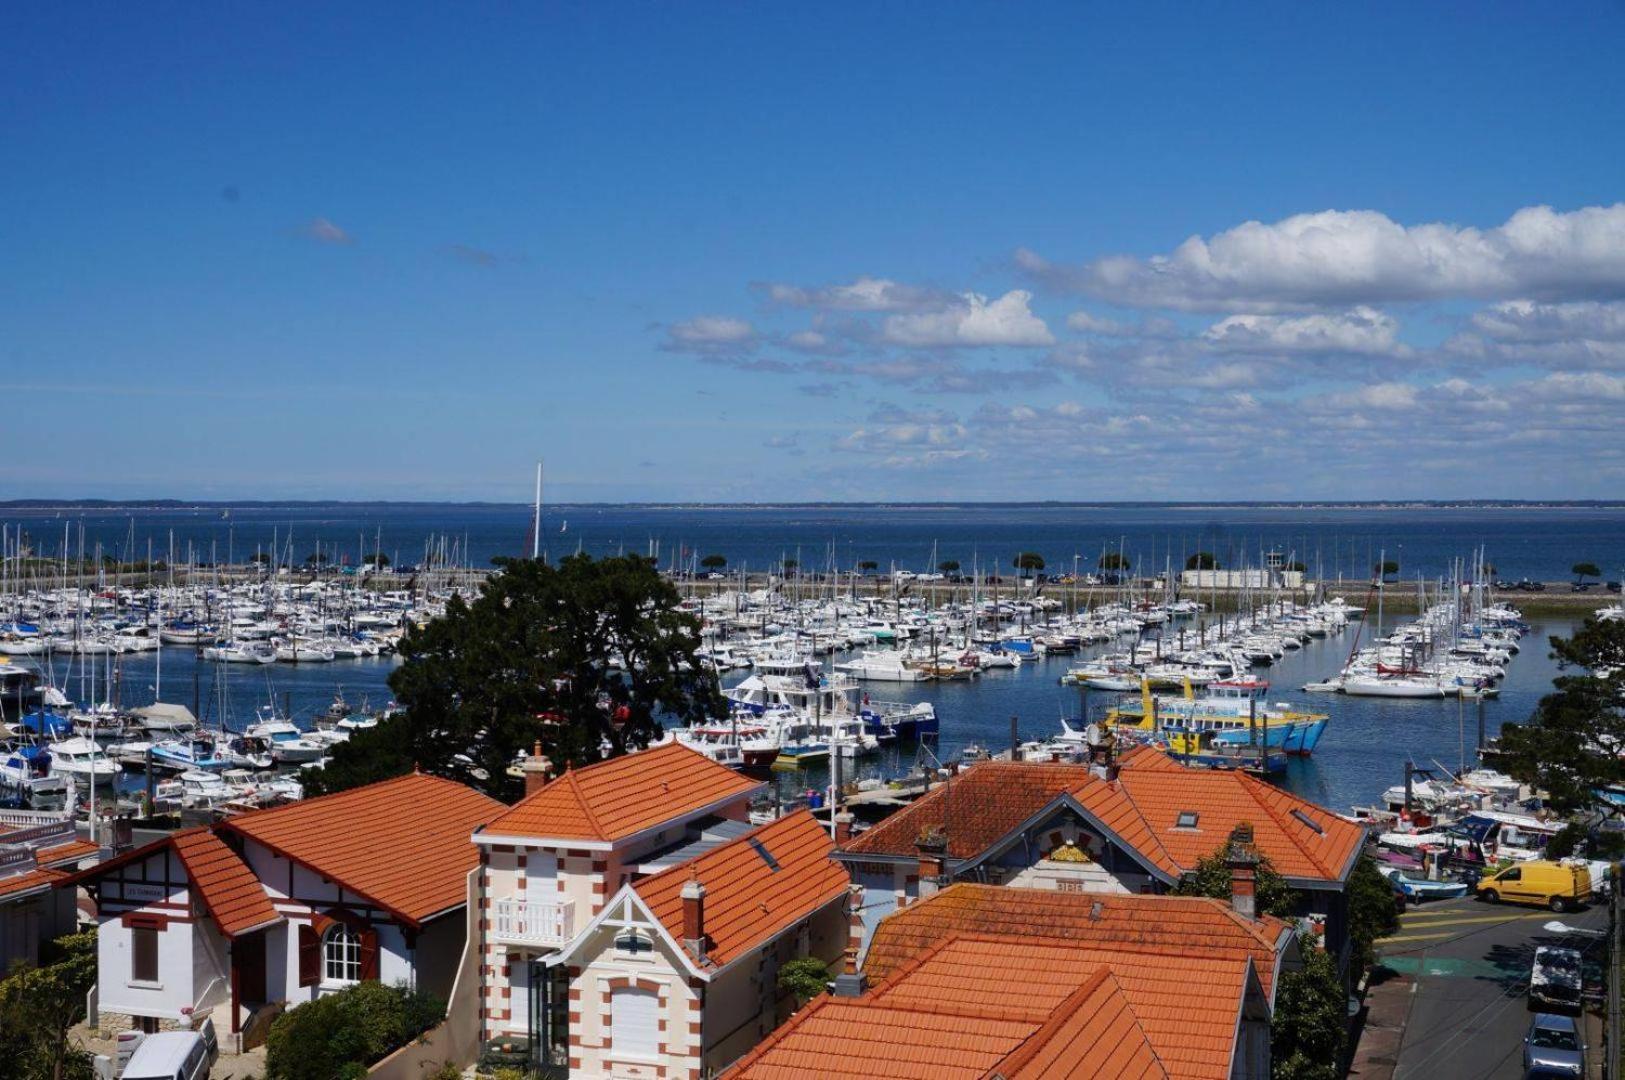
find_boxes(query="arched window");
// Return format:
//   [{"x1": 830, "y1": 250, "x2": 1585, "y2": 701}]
[{"x1": 323, "y1": 924, "x2": 361, "y2": 984}]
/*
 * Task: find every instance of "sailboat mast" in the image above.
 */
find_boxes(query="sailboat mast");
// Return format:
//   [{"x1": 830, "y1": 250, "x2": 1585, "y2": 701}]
[{"x1": 532, "y1": 460, "x2": 544, "y2": 560}]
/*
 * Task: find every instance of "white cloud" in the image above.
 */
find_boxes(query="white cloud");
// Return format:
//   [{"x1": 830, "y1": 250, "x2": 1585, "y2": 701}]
[
  {"x1": 1018, "y1": 203, "x2": 1625, "y2": 311},
  {"x1": 1468, "y1": 299, "x2": 1625, "y2": 343},
  {"x1": 663, "y1": 315, "x2": 758, "y2": 355},
  {"x1": 759, "y1": 275, "x2": 946, "y2": 312},
  {"x1": 881, "y1": 290, "x2": 1055, "y2": 348},
  {"x1": 1202, "y1": 306, "x2": 1401, "y2": 354},
  {"x1": 301, "y1": 217, "x2": 354, "y2": 245}
]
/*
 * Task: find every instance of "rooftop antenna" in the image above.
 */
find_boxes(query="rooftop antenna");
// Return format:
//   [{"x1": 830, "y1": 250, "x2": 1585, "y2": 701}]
[{"x1": 532, "y1": 461, "x2": 544, "y2": 560}]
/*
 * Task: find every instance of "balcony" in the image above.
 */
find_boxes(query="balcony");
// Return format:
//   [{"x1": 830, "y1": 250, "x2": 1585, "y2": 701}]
[{"x1": 491, "y1": 897, "x2": 575, "y2": 947}]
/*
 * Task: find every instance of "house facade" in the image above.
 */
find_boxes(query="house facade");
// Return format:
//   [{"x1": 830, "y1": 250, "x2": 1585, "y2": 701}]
[
  {"x1": 473, "y1": 743, "x2": 852, "y2": 1079},
  {"x1": 74, "y1": 772, "x2": 503, "y2": 1046},
  {"x1": 836, "y1": 748, "x2": 1364, "y2": 965},
  {"x1": 0, "y1": 809, "x2": 100, "y2": 974}
]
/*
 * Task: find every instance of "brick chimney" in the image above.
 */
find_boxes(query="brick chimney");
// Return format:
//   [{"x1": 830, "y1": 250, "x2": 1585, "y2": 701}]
[
  {"x1": 1226, "y1": 824, "x2": 1259, "y2": 921},
  {"x1": 914, "y1": 827, "x2": 949, "y2": 897},
  {"x1": 521, "y1": 742, "x2": 553, "y2": 798},
  {"x1": 834, "y1": 812, "x2": 854, "y2": 845},
  {"x1": 681, "y1": 879, "x2": 707, "y2": 962},
  {"x1": 1088, "y1": 728, "x2": 1119, "y2": 782}
]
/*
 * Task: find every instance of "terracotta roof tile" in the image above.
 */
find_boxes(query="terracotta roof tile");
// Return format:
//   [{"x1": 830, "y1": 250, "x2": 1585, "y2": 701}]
[
  {"x1": 483, "y1": 743, "x2": 763, "y2": 842},
  {"x1": 0, "y1": 866, "x2": 68, "y2": 900},
  {"x1": 841, "y1": 754, "x2": 1362, "y2": 885},
  {"x1": 35, "y1": 839, "x2": 100, "y2": 869},
  {"x1": 222, "y1": 772, "x2": 503, "y2": 926},
  {"x1": 728, "y1": 924, "x2": 1251, "y2": 1079},
  {"x1": 863, "y1": 884, "x2": 1290, "y2": 997},
  {"x1": 635, "y1": 810, "x2": 849, "y2": 968},
  {"x1": 170, "y1": 828, "x2": 281, "y2": 938}
]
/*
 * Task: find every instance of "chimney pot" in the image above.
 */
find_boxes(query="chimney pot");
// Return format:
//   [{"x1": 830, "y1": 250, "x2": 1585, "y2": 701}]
[
  {"x1": 1226, "y1": 827, "x2": 1260, "y2": 921},
  {"x1": 521, "y1": 745, "x2": 554, "y2": 797}
]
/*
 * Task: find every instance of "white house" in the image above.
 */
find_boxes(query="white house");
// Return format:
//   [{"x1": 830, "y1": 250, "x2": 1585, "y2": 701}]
[
  {"x1": 74, "y1": 771, "x2": 503, "y2": 1047},
  {"x1": 472, "y1": 743, "x2": 853, "y2": 1078}
]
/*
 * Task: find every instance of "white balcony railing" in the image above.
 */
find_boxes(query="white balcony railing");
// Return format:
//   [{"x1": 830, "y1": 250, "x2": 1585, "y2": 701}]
[{"x1": 491, "y1": 897, "x2": 575, "y2": 947}]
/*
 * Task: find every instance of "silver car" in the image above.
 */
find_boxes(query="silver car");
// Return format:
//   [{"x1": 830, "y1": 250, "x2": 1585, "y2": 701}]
[{"x1": 1523, "y1": 1012, "x2": 1585, "y2": 1078}]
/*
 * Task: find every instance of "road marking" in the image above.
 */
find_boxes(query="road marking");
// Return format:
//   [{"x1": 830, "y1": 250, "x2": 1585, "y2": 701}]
[{"x1": 1386, "y1": 912, "x2": 1551, "y2": 935}]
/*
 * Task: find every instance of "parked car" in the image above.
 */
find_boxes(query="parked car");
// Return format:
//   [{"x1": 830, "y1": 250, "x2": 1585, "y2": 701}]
[
  {"x1": 1477, "y1": 860, "x2": 1592, "y2": 912},
  {"x1": 1530, "y1": 946, "x2": 1584, "y2": 1012},
  {"x1": 119, "y1": 1031, "x2": 212, "y2": 1080},
  {"x1": 1522, "y1": 1012, "x2": 1584, "y2": 1077}
]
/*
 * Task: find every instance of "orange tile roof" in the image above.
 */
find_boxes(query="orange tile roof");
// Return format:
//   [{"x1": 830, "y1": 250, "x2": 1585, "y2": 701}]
[
  {"x1": 0, "y1": 866, "x2": 69, "y2": 900},
  {"x1": 482, "y1": 742, "x2": 763, "y2": 843},
  {"x1": 863, "y1": 883, "x2": 1290, "y2": 997},
  {"x1": 36, "y1": 839, "x2": 100, "y2": 869},
  {"x1": 169, "y1": 828, "x2": 281, "y2": 938},
  {"x1": 992, "y1": 969, "x2": 1168, "y2": 1079},
  {"x1": 222, "y1": 771, "x2": 504, "y2": 926},
  {"x1": 635, "y1": 810, "x2": 849, "y2": 969},
  {"x1": 728, "y1": 925, "x2": 1254, "y2": 1079},
  {"x1": 841, "y1": 754, "x2": 1362, "y2": 885}
]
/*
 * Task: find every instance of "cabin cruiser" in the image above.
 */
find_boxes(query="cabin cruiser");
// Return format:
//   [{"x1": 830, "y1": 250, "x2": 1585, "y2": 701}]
[
  {"x1": 834, "y1": 651, "x2": 930, "y2": 682},
  {"x1": 243, "y1": 712, "x2": 326, "y2": 764},
  {"x1": 46, "y1": 736, "x2": 119, "y2": 779}
]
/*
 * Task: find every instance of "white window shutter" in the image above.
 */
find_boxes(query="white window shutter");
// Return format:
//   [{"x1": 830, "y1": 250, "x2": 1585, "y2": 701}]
[{"x1": 611, "y1": 987, "x2": 659, "y2": 1058}]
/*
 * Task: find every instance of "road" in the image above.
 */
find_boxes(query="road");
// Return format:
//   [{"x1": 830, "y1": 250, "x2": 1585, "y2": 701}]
[{"x1": 1374, "y1": 894, "x2": 1608, "y2": 1079}]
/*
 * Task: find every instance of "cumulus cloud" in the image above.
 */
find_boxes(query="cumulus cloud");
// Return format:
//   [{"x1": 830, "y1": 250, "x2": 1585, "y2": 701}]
[
  {"x1": 881, "y1": 290, "x2": 1055, "y2": 348},
  {"x1": 1468, "y1": 299, "x2": 1625, "y2": 343},
  {"x1": 1017, "y1": 203, "x2": 1625, "y2": 311},
  {"x1": 301, "y1": 217, "x2": 354, "y2": 245},
  {"x1": 662, "y1": 315, "x2": 759, "y2": 356},
  {"x1": 757, "y1": 275, "x2": 948, "y2": 312},
  {"x1": 1202, "y1": 306, "x2": 1401, "y2": 354}
]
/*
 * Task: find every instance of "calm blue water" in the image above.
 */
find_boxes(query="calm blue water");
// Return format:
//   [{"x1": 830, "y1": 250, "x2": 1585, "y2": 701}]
[
  {"x1": 5, "y1": 503, "x2": 1625, "y2": 581},
  {"x1": 68, "y1": 614, "x2": 1578, "y2": 814}
]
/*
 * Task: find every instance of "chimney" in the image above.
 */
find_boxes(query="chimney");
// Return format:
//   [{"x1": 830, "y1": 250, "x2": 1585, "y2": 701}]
[
  {"x1": 1088, "y1": 728, "x2": 1119, "y2": 782},
  {"x1": 521, "y1": 742, "x2": 553, "y2": 798},
  {"x1": 1227, "y1": 824, "x2": 1259, "y2": 921},
  {"x1": 914, "y1": 827, "x2": 949, "y2": 897},
  {"x1": 681, "y1": 879, "x2": 708, "y2": 962},
  {"x1": 834, "y1": 812, "x2": 854, "y2": 845},
  {"x1": 833, "y1": 884, "x2": 869, "y2": 996}
]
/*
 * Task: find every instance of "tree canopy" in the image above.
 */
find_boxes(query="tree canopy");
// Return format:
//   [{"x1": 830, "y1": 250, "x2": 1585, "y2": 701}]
[
  {"x1": 1373, "y1": 559, "x2": 1399, "y2": 578},
  {"x1": 304, "y1": 554, "x2": 723, "y2": 800},
  {"x1": 857, "y1": 560, "x2": 878, "y2": 571},
  {"x1": 1098, "y1": 552, "x2": 1131, "y2": 571},
  {"x1": 1270, "y1": 946, "x2": 1345, "y2": 1080},
  {"x1": 1491, "y1": 616, "x2": 1625, "y2": 813},
  {"x1": 700, "y1": 554, "x2": 727, "y2": 570},
  {"x1": 1013, "y1": 552, "x2": 1045, "y2": 572},
  {"x1": 1574, "y1": 562, "x2": 1601, "y2": 582},
  {"x1": 938, "y1": 560, "x2": 960, "y2": 573},
  {"x1": 1185, "y1": 551, "x2": 1218, "y2": 571},
  {"x1": 0, "y1": 931, "x2": 98, "y2": 1080},
  {"x1": 1172, "y1": 834, "x2": 1299, "y2": 918}
]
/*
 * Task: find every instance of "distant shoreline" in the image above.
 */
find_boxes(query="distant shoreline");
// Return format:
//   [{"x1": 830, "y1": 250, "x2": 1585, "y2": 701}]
[{"x1": 4, "y1": 499, "x2": 1625, "y2": 513}]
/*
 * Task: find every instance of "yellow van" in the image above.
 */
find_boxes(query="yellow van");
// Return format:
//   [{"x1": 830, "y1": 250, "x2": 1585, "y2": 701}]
[{"x1": 1476, "y1": 860, "x2": 1592, "y2": 912}]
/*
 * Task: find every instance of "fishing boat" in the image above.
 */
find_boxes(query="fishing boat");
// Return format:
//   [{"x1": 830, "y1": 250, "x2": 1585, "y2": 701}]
[{"x1": 1378, "y1": 865, "x2": 1471, "y2": 902}]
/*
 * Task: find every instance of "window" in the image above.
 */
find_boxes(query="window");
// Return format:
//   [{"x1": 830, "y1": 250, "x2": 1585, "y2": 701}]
[
  {"x1": 610, "y1": 986, "x2": 658, "y2": 1059},
  {"x1": 614, "y1": 930, "x2": 652, "y2": 955},
  {"x1": 323, "y1": 925, "x2": 361, "y2": 984},
  {"x1": 131, "y1": 926, "x2": 158, "y2": 983},
  {"x1": 1174, "y1": 811, "x2": 1199, "y2": 829}
]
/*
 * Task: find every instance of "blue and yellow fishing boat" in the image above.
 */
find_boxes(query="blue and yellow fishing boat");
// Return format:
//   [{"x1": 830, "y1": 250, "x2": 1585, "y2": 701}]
[{"x1": 1106, "y1": 677, "x2": 1329, "y2": 756}]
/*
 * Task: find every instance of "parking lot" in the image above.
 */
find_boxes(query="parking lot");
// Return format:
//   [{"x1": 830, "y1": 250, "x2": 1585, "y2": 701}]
[{"x1": 1354, "y1": 895, "x2": 1608, "y2": 1079}]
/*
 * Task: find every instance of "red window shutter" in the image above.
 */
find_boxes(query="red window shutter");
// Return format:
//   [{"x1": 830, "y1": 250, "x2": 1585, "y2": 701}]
[
  {"x1": 298, "y1": 924, "x2": 320, "y2": 987},
  {"x1": 359, "y1": 928, "x2": 379, "y2": 982}
]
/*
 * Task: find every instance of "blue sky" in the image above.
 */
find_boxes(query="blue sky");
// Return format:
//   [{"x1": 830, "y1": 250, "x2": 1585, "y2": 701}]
[{"x1": 4, "y1": 4, "x2": 1625, "y2": 501}]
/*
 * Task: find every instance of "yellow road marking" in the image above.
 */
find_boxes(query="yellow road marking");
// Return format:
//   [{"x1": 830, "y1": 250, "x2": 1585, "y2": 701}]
[
  {"x1": 1394, "y1": 912, "x2": 1550, "y2": 930},
  {"x1": 1378, "y1": 930, "x2": 1476, "y2": 944}
]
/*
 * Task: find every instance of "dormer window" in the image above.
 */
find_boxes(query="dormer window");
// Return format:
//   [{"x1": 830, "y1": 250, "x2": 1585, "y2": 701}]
[
  {"x1": 1175, "y1": 811, "x2": 1200, "y2": 830},
  {"x1": 615, "y1": 930, "x2": 653, "y2": 955}
]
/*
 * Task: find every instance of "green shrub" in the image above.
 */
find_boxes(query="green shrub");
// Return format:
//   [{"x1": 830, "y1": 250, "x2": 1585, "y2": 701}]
[{"x1": 265, "y1": 981, "x2": 446, "y2": 1080}]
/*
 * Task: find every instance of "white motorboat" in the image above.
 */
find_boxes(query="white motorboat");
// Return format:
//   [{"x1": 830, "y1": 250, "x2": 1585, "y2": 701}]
[
  {"x1": 47, "y1": 736, "x2": 120, "y2": 779},
  {"x1": 833, "y1": 651, "x2": 930, "y2": 682}
]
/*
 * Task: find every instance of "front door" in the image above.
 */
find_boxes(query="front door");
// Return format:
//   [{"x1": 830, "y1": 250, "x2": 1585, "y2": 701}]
[
  {"x1": 236, "y1": 932, "x2": 267, "y2": 1004},
  {"x1": 529, "y1": 960, "x2": 571, "y2": 1075}
]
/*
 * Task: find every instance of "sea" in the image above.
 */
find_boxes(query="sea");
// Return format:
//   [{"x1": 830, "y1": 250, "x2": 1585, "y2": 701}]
[{"x1": 8, "y1": 502, "x2": 1622, "y2": 813}]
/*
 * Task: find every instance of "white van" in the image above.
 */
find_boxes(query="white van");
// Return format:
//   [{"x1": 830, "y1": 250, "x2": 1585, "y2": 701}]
[{"x1": 120, "y1": 1032, "x2": 210, "y2": 1080}]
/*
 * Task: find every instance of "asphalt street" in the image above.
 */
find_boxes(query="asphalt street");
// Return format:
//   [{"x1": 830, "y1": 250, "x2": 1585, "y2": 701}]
[{"x1": 1377, "y1": 894, "x2": 1608, "y2": 1079}]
